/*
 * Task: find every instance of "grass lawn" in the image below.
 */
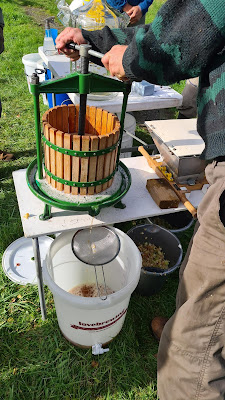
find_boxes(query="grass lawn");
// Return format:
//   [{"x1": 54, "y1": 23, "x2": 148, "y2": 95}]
[{"x1": 0, "y1": 1, "x2": 190, "y2": 399}]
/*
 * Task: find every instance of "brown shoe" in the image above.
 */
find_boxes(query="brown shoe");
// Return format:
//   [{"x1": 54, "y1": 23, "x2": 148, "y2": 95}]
[
  {"x1": 0, "y1": 150, "x2": 14, "y2": 161},
  {"x1": 151, "y1": 316, "x2": 169, "y2": 342}
]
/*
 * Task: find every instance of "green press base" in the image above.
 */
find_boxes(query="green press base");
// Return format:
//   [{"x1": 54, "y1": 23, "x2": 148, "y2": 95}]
[{"x1": 26, "y1": 159, "x2": 131, "y2": 219}]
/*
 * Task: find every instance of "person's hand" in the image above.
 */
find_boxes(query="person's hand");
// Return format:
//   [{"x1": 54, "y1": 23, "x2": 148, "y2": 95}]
[
  {"x1": 55, "y1": 27, "x2": 87, "y2": 61},
  {"x1": 101, "y1": 45, "x2": 128, "y2": 81},
  {"x1": 124, "y1": 5, "x2": 143, "y2": 25}
]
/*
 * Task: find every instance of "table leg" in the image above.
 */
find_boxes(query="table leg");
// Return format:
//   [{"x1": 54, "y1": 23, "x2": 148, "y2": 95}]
[{"x1": 32, "y1": 237, "x2": 47, "y2": 320}]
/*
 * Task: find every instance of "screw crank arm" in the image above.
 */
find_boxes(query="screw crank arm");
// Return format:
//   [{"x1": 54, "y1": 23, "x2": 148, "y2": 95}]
[{"x1": 66, "y1": 42, "x2": 104, "y2": 60}]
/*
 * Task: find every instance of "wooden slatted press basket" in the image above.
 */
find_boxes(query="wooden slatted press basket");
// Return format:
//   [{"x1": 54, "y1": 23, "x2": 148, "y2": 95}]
[{"x1": 42, "y1": 104, "x2": 121, "y2": 195}]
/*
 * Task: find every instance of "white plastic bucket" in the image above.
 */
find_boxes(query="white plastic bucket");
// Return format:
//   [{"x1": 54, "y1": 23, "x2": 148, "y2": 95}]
[
  {"x1": 117, "y1": 113, "x2": 136, "y2": 158},
  {"x1": 36, "y1": 61, "x2": 48, "y2": 105},
  {"x1": 43, "y1": 228, "x2": 142, "y2": 347},
  {"x1": 22, "y1": 53, "x2": 43, "y2": 93}
]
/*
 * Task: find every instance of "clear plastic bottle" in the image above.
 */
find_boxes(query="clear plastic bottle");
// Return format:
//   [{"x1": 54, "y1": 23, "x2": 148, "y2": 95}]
[
  {"x1": 73, "y1": 0, "x2": 124, "y2": 100},
  {"x1": 43, "y1": 17, "x2": 58, "y2": 56},
  {"x1": 56, "y1": 0, "x2": 86, "y2": 27},
  {"x1": 75, "y1": 0, "x2": 119, "y2": 30}
]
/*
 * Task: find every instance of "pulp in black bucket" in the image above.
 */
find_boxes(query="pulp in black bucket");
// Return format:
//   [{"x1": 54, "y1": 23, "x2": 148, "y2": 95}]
[{"x1": 137, "y1": 242, "x2": 169, "y2": 271}]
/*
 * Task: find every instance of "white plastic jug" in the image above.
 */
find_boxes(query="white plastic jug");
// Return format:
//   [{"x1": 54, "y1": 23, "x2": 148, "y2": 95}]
[
  {"x1": 22, "y1": 53, "x2": 43, "y2": 93},
  {"x1": 43, "y1": 228, "x2": 142, "y2": 347}
]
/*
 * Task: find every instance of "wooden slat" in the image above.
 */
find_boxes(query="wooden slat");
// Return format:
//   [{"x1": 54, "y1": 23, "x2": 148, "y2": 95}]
[
  {"x1": 113, "y1": 129, "x2": 120, "y2": 169},
  {"x1": 71, "y1": 135, "x2": 80, "y2": 195},
  {"x1": 43, "y1": 123, "x2": 51, "y2": 184},
  {"x1": 88, "y1": 135, "x2": 99, "y2": 195},
  {"x1": 95, "y1": 108, "x2": 103, "y2": 135},
  {"x1": 49, "y1": 127, "x2": 57, "y2": 188},
  {"x1": 85, "y1": 105, "x2": 90, "y2": 134},
  {"x1": 56, "y1": 106, "x2": 63, "y2": 132},
  {"x1": 108, "y1": 129, "x2": 120, "y2": 187},
  {"x1": 113, "y1": 115, "x2": 119, "y2": 130},
  {"x1": 106, "y1": 112, "x2": 113, "y2": 133},
  {"x1": 89, "y1": 106, "x2": 97, "y2": 135},
  {"x1": 115, "y1": 120, "x2": 120, "y2": 131},
  {"x1": 56, "y1": 130, "x2": 64, "y2": 191},
  {"x1": 64, "y1": 133, "x2": 72, "y2": 194},
  {"x1": 49, "y1": 107, "x2": 57, "y2": 128},
  {"x1": 61, "y1": 105, "x2": 69, "y2": 133},
  {"x1": 95, "y1": 135, "x2": 107, "y2": 193},
  {"x1": 80, "y1": 136, "x2": 90, "y2": 195},
  {"x1": 75, "y1": 105, "x2": 79, "y2": 133},
  {"x1": 42, "y1": 111, "x2": 49, "y2": 124},
  {"x1": 102, "y1": 133, "x2": 113, "y2": 191},
  {"x1": 68, "y1": 104, "x2": 76, "y2": 133},
  {"x1": 101, "y1": 110, "x2": 108, "y2": 135}
]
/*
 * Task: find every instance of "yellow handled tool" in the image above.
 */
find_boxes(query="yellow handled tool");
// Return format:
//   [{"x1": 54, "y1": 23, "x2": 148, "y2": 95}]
[{"x1": 138, "y1": 146, "x2": 197, "y2": 218}]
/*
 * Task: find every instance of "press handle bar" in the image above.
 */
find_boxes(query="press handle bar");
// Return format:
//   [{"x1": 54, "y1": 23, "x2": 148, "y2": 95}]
[{"x1": 66, "y1": 42, "x2": 104, "y2": 60}]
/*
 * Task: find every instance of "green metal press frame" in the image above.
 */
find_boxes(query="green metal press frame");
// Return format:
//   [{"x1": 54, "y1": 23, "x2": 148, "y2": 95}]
[{"x1": 28, "y1": 68, "x2": 132, "y2": 219}]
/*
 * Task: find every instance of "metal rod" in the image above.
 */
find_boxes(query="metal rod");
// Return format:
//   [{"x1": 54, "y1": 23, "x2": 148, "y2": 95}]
[
  {"x1": 32, "y1": 237, "x2": 47, "y2": 320},
  {"x1": 124, "y1": 129, "x2": 149, "y2": 145},
  {"x1": 120, "y1": 144, "x2": 156, "y2": 153},
  {"x1": 78, "y1": 44, "x2": 91, "y2": 136},
  {"x1": 31, "y1": 75, "x2": 43, "y2": 179},
  {"x1": 66, "y1": 42, "x2": 104, "y2": 60},
  {"x1": 78, "y1": 94, "x2": 87, "y2": 136},
  {"x1": 116, "y1": 86, "x2": 131, "y2": 166},
  {"x1": 94, "y1": 266, "x2": 107, "y2": 301}
]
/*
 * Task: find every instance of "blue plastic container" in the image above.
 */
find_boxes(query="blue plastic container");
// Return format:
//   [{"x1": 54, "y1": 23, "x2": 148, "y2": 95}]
[{"x1": 45, "y1": 68, "x2": 72, "y2": 108}]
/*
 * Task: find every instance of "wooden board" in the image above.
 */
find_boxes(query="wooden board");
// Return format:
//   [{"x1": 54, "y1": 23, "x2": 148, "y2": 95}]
[{"x1": 146, "y1": 178, "x2": 180, "y2": 209}]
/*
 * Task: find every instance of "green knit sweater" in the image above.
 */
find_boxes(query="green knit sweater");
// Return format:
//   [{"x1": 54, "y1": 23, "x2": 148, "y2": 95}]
[{"x1": 82, "y1": 0, "x2": 225, "y2": 160}]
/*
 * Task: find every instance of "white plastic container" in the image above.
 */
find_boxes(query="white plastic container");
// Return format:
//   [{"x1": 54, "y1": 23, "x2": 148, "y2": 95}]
[
  {"x1": 43, "y1": 228, "x2": 142, "y2": 347},
  {"x1": 69, "y1": 0, "x2": 86, "y2": 11},
  {"x1": 22, "y1": 53, "x2": 43, "y2": 93},
  {"x1": 36, "y1": 61, "x2": 48, "y2": 105},
  {"x1": 117, "y1": 113, "x2": 136, "y2": 158}
]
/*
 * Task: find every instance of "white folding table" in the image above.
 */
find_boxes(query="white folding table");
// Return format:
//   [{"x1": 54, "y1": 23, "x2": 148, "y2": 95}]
[{"x1": 13, "y1": 156, "x2": 206, "y2": 320}]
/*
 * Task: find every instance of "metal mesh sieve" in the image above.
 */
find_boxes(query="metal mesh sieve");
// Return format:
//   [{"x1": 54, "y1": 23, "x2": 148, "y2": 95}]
[{"x1": 71, "y1": 226, "x2": 120, "y2": 266}]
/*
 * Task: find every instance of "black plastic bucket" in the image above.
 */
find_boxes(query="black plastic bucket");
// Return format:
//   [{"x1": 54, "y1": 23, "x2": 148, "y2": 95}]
[
  {"x1": 150, "y1": 211, "x2": 194, "y2": 235},
  {"x1": 127, "y1": 224, "x2": 183, "y2": 296}
]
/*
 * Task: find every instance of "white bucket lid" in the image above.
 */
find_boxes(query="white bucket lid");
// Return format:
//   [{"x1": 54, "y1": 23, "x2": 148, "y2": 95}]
[
  {"x1": 22, "y1": 53, "x2": 43, "y2": 68},
  {"x1": 2, "y1": 236, "x2": 54, "y2": 285}
]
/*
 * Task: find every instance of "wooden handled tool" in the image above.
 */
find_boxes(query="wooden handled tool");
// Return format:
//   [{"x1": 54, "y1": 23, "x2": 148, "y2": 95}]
[{"x1": 138, "y1": 146, "x2": 197, "y2": 218}]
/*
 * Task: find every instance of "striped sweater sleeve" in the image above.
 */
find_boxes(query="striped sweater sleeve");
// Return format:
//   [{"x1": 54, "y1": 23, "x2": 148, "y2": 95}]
[{"x1": 83, "y1": 0, "x2": 225, "y2": 85}]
